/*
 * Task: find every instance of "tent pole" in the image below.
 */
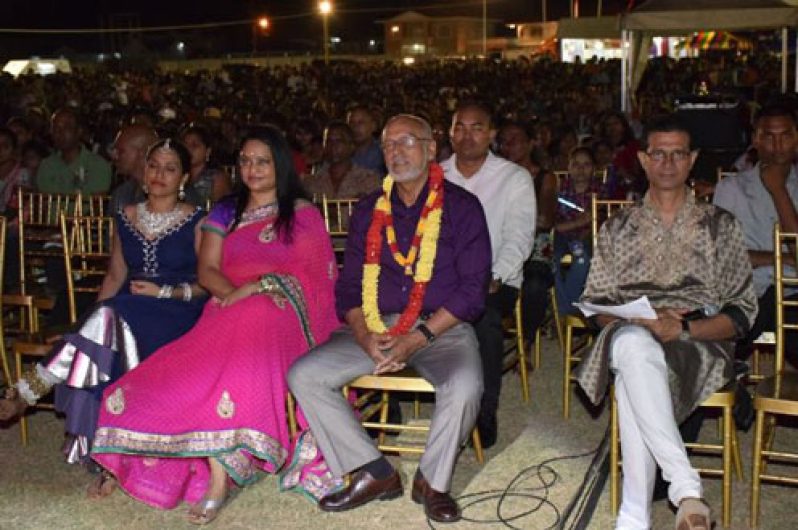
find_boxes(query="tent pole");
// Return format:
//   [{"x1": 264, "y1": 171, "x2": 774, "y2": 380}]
[
  {"x1": 783, "y1": 26, "x2": 789, "y2": 94},
  {"x1": 621, "y1": 29, "x2": 629, "y2": 112}
]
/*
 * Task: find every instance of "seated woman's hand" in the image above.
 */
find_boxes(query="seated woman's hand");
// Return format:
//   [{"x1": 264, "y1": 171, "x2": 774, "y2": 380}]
[
  {"x1": 218, "y1": 282, "x2": 259, "y2": 308},
  {"x1": 130, "y1": 280, "x2": 161, "y2": 297}
]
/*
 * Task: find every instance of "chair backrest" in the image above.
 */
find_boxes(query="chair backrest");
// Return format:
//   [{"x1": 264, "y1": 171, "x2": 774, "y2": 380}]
[
  {"x1": 79, "y1": 193, "x2": 111, "y2": 217},
  {"x1": 60, "y1": 213, "x2": 115, "y2": 324},
  {"x1": 773, "y1": 223, "x2": 798, "y2": 374},
  {"x1": 320, "y1": 196, "x2": 359, "y2": 237},
  {"x1": 591, "y1": 195, "x2": 633, "y2": 248},
  {"x1": 17, "y1": 192, "x2": 80, "y2": 295}
]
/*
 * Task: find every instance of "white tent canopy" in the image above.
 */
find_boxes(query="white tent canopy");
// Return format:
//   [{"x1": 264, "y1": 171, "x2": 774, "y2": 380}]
[
  {"x1": 620, "y1": 0, "x2": 798, "y2": 110},
  {"x1": 626, "y1": 0, "x2": 798, "y2": 32}
]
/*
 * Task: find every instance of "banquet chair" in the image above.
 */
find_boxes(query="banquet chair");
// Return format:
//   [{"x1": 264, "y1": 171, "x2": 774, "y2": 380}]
[
  {"x1": 502, "y1": 293, "x2": 530, "y2": 402},
  {"x1": 79, "y1": 193, "x2": 111, "y2": 218},
  {"x1": 60, "y1": 213, "x2": 115, "y2": 324},
  {"x1": 345, "y1": 368, "x2": 484, "y2": 464},
  {"x1": 12, "y1": 214, "x2": 114, "y2": 446},
  {"x1": 750, "y1": 224, "x2": 798, "y2": 528},
  {"x1": 562, "y1": 196, "x2": 632, "y2": 418},
  {"x1": 320, "y1": 196, "x2": 359, "y2": 265},
  {"x1": 14, "y1": 340, "x2": 53, "y2": 446},
  {"x1": 0, "y1": 215, "x2": 11, "y2": 386},
  {"x1": 14, "y1": 192, "x2": 80, "y2": 333},
  {"x1": 608, "y1": 376, "x2": 742, "y2": 528}
]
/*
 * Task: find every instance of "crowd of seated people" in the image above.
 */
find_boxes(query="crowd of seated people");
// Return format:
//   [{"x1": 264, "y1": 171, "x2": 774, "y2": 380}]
[{"x1": 0, "y1": 53, "x2": 794, "y2": 529}]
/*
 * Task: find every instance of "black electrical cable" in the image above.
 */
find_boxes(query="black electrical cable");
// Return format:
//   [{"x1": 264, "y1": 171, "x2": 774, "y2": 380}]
[{"x1": 425, "y1": 435, "x2": 606, "y2": 530}]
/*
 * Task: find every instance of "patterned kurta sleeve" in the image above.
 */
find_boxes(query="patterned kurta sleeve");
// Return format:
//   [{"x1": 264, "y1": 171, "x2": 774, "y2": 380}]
[
  {"x1": 714, "y1": 211, "x2": 758, "y2": 336},
  {"x1": 580, "y1": 218, "x2": 620, "y2": 306}
]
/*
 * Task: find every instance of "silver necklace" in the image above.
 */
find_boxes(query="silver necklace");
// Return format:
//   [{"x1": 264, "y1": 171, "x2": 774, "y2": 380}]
[
  {"x1": 240, "y1": 201, "x2": 278, "y2": 225},
  {"x1": 136, "y1": 202, "x2": 184, "y2": 239}
]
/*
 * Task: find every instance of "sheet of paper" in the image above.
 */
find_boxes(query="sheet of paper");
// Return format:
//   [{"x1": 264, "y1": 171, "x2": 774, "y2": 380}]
[{"x1": 574, "y1": 296, "x2": 657, "y2": 320}]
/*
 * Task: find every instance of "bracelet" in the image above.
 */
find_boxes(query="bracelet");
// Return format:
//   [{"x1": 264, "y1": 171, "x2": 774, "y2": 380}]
[
  {"x1": 157, "y1": 284, "x2": 174, "y2": 299},
  {"x1": 181, "y1": 282, "x2": 192, "y2": 302},
  {"x1": 258, "y1": 275, "x2": 278, "y2": 294}
]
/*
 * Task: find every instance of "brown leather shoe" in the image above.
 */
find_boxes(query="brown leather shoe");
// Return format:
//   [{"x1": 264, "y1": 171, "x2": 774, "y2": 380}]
[
  {"x1": 411, "y1": 472, "x2": 461, "y2": 523},
  {"x1": 318, "y1": 469, "x2": 403, "y2": 512}
]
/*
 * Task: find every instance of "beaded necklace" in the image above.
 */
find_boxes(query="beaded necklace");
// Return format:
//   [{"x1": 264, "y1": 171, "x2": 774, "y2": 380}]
[{"x1": 135, "y1": 202, "x2": 184, "y2": 239}]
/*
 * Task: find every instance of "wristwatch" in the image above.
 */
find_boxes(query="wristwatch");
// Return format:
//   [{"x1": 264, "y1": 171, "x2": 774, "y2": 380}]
[
  {"x1": 679, "y1": 319, "x2": 691, "y2": 341},
  {"x1": 416, "y1": 323, "x2": 436, "y2": 345}
]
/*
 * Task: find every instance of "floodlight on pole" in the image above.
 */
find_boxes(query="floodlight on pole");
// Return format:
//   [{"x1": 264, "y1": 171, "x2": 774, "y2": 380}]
[
  {"x1": 319, "y1": 1, "x2": 333, "y2": 65},
  {"x1": 252, "y1": 16, "x2": 269, "y2": 56}
]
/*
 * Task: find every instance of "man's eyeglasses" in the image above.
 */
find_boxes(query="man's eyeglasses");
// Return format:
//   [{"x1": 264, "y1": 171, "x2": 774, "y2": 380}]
[
  {"x1": 381, "y1": 134, "x2": 432, "y2": 152},
  {"x1": 645, "y1": 149, "x2": 692, "y2": 163}
]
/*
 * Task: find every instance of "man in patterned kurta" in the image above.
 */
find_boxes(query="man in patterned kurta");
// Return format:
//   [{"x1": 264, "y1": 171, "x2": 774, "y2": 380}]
[{"x1": 574, "y1": 116, "x2": 757, "y2": 530}]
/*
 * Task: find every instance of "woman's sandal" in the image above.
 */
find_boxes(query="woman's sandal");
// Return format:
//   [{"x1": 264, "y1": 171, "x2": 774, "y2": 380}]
[
  {"x1": 675, "y1": 497, "x2": 712, "y2": 530},
  {"x1": 187, "y1": 495, "x2": 229, "y2": 526},
  {"x1": 86, "y1": 470, "x2": 118, "y2": 499},
  {"x1": 0, "y1": 388, "x2": 28, "y2": 422}
]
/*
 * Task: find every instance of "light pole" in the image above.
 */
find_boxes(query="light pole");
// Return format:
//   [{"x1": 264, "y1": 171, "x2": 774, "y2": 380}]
[
  {"x1": 482, "y1": 0, "x2": 487, "y2": 56},
  {"x1": 319, "y1": 1, "x2": 332, "y2": 65}
]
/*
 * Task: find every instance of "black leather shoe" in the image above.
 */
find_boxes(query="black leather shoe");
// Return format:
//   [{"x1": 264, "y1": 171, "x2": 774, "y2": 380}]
[
  {"x1": 319, "y1": 469, "x2": 403, "y2": 512},
  {"x1": 411, "y1": 471, "x2": 461, "y2": 523}
]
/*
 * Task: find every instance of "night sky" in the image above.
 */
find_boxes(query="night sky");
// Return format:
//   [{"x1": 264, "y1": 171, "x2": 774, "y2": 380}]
[{"x1": 0, "y1": 1, "x2": 628, "y2": 58}]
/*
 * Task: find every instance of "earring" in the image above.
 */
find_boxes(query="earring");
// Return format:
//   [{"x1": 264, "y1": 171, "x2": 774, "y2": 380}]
[
  {"x1": 142, "y1": 184, "x2": 149, "y2": 195},
  {"x1": 178, "y1": 183, "x2": 186, "y2": 201}
]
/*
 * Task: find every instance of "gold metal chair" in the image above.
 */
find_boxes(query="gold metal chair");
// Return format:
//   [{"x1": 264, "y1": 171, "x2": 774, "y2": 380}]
[
  {"x1": 608, "y1": 381, "x2": 741, "y2": 528},
  {"x1": 345, "y1": 369, "x2": 484, "y2": 464},
  {"x1": 14, "y1": 340, "x2": 54, "y2": 446},
  {"x1": 0, "y1": 215, "x2": 11, "y2": 386},
  {"x1": 78, "y1": 193, "x2": 111, "y2": 217},
  {"x1": 320, "y1": 196, "x2": 359, "y2": 265},
  {"x1": 14, "y1": 192, "x2": 81, "y2": 332},
  {"x1": 502, "y1": 293, "x2": 530, "y2": 402},
  {"x1": 750, "y1": 223, "x2": 798, "y2": 528},
  {"x1": 561, "y1": 196, "x2": 632, "y2": 418},
  {"x1": 60, "y1": 213, "x2": 115, "y2": 324}
]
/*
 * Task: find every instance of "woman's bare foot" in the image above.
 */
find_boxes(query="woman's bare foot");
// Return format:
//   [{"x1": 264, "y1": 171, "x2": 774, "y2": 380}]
[
  {"x1": 86, "y1": 471, "x2": 118, "y2": 499},
  {"x1": 0, "y1": 388, "x2": 28, "y2": 421},
  {"x1": 187, "y1": 458, "x2": 231, "y2": 525}
]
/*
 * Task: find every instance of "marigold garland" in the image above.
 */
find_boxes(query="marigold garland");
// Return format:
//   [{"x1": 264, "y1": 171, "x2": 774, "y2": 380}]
[{"x1": 362, "y1": 163, "x2": 444, "y2": 335}]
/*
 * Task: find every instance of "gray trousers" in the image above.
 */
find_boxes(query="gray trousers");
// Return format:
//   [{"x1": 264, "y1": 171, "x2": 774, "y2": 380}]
[{"x1": 288, "y1": 318, "x2": 483, "y2": 493}]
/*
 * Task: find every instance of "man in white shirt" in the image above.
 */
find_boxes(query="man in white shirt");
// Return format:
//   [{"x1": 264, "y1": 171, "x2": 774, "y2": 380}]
[{"x1": 441, "y1": 101, "x2": 536, "y2": 447}]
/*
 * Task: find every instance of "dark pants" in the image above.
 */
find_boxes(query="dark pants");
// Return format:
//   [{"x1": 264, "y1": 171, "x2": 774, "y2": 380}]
[
  {"x1": 473, "y1": 283, "x2": 519, "y2": 424},
  {"x1": 739, "y1": 286, "x2": 798, "y2": 369},
  {"x1": 521, "y1": 260, "x2": 554, "y2": 344}
]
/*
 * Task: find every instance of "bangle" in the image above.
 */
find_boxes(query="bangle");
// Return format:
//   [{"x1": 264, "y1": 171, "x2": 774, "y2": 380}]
[
  {"x1": 258, "y1": 275, "x2": 278, "y2": 294},
  {"x1": 181, "y1": 282, "x2": 192, "y2": 302},
  {"x1": 157, "y1": 284, "x2": 174, "y2": 299}
]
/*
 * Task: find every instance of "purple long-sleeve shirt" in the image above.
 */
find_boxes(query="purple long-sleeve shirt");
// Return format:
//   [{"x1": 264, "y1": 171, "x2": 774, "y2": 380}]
[{"x1": 336, "y1": 179, "x2": 492, "y2": 323}]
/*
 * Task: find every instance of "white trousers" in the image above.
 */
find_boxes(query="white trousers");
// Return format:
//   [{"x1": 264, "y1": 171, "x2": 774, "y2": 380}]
[{"x1": 610, "y1": 326, "x2": 702, "y2": 530}]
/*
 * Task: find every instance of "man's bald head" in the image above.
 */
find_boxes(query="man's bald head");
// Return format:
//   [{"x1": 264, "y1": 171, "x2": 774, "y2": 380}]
[{"x1": 113, "y1": 124, "x2": 158, "y2": 180}]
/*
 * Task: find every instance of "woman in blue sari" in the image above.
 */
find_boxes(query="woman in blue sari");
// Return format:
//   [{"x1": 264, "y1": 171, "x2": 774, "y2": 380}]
[{"x1": 0, "y1": 138, "x2": 207, "y2": 479}]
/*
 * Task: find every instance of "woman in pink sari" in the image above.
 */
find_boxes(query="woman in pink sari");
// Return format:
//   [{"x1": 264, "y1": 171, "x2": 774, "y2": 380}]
[{"x1": 91, "y1": 126, "x2": 341, "y2": 523}]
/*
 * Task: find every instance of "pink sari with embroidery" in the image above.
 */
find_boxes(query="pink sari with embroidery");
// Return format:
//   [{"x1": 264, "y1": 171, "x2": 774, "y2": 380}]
[{"x1": 92, "y1": 202, "x2": 342, "y2": 509}]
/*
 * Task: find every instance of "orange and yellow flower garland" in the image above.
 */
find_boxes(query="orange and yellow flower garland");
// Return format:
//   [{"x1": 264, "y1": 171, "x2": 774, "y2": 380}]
[{"x1": 362, "y1": 163, "x2": 444, "y2": 336}]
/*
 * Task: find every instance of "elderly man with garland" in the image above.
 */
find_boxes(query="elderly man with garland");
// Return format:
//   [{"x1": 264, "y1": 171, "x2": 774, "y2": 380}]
[{"x1": 288, "y1": 114, "x2": 491, "y2": 523}]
